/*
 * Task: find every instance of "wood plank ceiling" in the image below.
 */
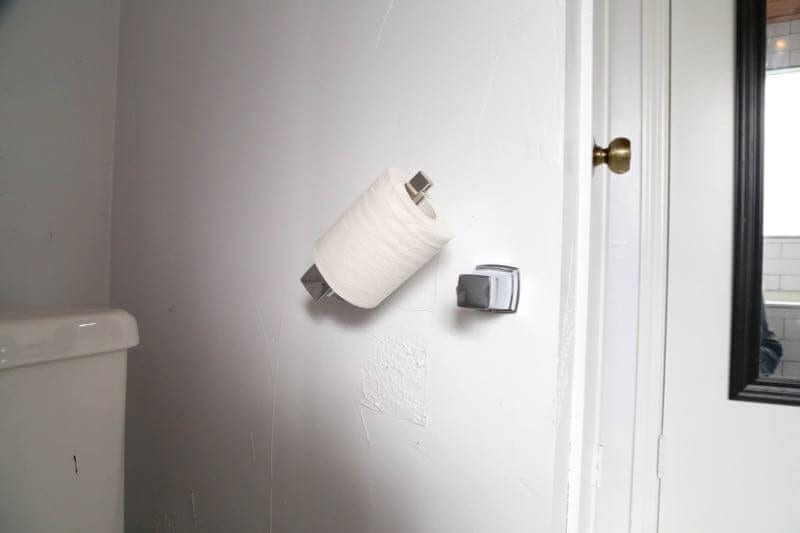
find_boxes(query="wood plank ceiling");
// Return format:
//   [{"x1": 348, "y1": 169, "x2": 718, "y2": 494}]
[{"x1": 768, "y1": 0, "x2": 800, "y2": 22}]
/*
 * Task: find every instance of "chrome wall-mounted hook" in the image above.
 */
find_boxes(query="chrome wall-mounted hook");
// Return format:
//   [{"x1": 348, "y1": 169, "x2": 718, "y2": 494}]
[{"x1": 456, "y1": 265, "x2": 519, "y2": 313}]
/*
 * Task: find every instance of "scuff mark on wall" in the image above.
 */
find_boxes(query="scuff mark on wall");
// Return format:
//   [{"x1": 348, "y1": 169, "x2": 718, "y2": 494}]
[
  {"x1": 474, "y1": 32, "x2": 508, "y2": 148},
  {"x1": 190, "y1": 490, "x2": 198, "y2": 529},
  {"x1": 359, "y1": 406, "x2": 372, "y2": 445},
  {"x1": 361, "y1": 335, "x2": 429, "y2": 426},
  {"x1": 250, "y1": 430, "x2": 257, "y2": 465},
  {"x1": 519, "y1": 477, "x2": 541, "y2": 498},
  {"x1": 268, "y1": 356, "x2": 281, "y2": 533},
  {"x1": 410, "y1": 440, "x2": 431, "y2": 460},
  {"x1": 375, "y1": 0, "x2": 397, "y2": 48},
  {"x1": 432, "y1": 254, "x2": 441, "y2": 305},
  {"x1": 554, "y1": 241, "x2": 578, "y2": 429},
  {"x1": 154, "y1": 512, "x2": 177, "y2": 533},
  {"x1": 251, "y1": 293, "x2": 287, "y2": 533}
]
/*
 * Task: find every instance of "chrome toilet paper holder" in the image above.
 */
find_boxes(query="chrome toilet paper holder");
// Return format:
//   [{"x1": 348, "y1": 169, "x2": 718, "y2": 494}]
[{"x1": 301, "y1": 171, "x2": 433, "y2": 301}]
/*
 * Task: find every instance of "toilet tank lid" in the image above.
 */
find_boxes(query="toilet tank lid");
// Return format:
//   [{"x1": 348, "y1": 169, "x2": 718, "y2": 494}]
[{"x1": 0, "y1": 308, "x2": 139, "y2": 371}]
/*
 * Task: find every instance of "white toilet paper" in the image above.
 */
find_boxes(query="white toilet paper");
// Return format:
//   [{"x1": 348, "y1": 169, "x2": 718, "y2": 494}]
[{"x1": 313, "y1": 168, "x2": 453, "y2": 309}]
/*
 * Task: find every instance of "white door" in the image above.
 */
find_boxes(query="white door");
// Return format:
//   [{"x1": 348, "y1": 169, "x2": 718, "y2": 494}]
[
  {"x1": 661, "y1": 0, "x2": 800, "y2": 530},
  {"x1": 590, "y1": 0, "x2": 642, "y2": 529}
]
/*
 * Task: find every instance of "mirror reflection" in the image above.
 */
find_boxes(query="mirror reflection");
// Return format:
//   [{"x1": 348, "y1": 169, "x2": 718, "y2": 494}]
[{"x1": 761, "y1": 4, "x2": 800, "y2": 378}]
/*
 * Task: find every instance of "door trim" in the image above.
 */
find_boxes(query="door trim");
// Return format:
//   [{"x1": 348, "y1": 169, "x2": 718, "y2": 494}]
[
  {"x1": 554, "y1": 0, "x2": 602, "y2": 530},
  {"x1": 558, "y1": 0, "x2": 670, "y2": 531},
  {"x1": 630, "y1": 0, "x2": 670, "y2": 531}
]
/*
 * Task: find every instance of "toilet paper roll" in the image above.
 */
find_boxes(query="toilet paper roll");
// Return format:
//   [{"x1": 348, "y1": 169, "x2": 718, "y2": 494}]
[{"x1": 313, "y1": 168, "x2": 453, "y2": 309}]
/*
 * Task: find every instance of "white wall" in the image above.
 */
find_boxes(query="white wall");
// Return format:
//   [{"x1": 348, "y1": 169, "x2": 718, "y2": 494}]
[
  {"x1": 660, "y1": 1, "x2": 800, "y2": 530},
  {"x1": 0, "y1": 0, "x2": 120, "y2": 307},
  {"x1": 112, "y1": 1, "x2": 566, "y2": 531}
]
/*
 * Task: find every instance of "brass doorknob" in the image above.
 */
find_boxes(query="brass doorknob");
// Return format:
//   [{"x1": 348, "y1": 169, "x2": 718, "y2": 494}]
[{"x1": 593, "y1": 137, "x2": 631, "y2": 174}]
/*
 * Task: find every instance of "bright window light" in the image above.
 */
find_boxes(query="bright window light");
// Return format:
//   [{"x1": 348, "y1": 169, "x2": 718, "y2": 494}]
[{"x1": 764, "y1": 68, "x2": 800, "y2": 236}]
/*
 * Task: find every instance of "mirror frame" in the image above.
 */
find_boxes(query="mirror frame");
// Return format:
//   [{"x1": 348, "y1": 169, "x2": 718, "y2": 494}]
[{"x1": 730, "y1": 0, "x2": 800, "y2": 404}]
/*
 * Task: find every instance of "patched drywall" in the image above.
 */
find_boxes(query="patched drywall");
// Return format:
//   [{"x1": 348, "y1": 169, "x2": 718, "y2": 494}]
[
  {"x1": 113, "y1": 1, "x2": 566, "y2": 531},
  {"x1": 362, "y1": 336, "x2": 430, "y2": 426}
]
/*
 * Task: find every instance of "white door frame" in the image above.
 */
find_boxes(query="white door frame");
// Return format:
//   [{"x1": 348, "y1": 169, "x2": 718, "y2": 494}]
[
  {"x1": 553, "y1": 0, "x2": 598, "y2": 529},
  {"x1": 556, "y1": 0, "x2": 670, "y2": 531},
  {"x1": 628, "y1": 0, "x2": 670, "y2": 531}
]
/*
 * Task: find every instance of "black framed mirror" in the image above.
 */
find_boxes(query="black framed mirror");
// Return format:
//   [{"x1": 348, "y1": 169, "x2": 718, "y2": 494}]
[{"x1": 730, "y1": 0, "x2": 800, "y2": 404}]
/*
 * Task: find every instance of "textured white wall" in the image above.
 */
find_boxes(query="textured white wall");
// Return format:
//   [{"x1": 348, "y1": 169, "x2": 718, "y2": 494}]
[
  {"x1": 0, "y1": 0, "x2": 120, "y2": 307},
  {"x1": 112, "y1": 1, "x2": 566, "y2": 531}
]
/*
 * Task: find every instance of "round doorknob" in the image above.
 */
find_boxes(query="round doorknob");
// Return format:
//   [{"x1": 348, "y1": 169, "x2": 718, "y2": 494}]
[{"x1": 593, "y1": 137, "x2": 631, "y2": 174}]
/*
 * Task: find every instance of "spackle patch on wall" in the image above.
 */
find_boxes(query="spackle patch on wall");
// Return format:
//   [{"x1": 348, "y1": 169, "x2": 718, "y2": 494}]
[{"x1": 361, "y1": 336, "x2": 429, "y2": 426}]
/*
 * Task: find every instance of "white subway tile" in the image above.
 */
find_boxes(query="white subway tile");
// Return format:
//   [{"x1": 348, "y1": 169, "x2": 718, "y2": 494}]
[
  {"x1": 782, "y1": 306, "x2": 800, "y2": 317},
  {"x1": 768, "y1": 35, "x2": 800, "y2": 61},
  {"x1": 763, "y1": 259, "x2": 800, "y2": 275},
  {"x1": 765, "y1": 243, "x2": 782, "y2": 258},
  {"x1": 770, "y1": 36, "x2": 793, "y2": 52},
  {"x1": 765, "y1": 237, "x2": 794, "y2": 248},
  {"x1": 768, "y1": 21, "x2": 791, "y2": 38},
  {"x1": 763, "y1": 259, "x2": 779, "y2": 275},
  {"x1": 763, "y1": 274, "x2": 780, "y2": 290},
  {"x1": 781, "y1": 340, "x2": 800, "y2": 362},
  {"x1": 781, "y1": 275, "x2": 800, "y2": 291},
  {"x1": 786, "y1": 33, "x2": 800, "y2": 50},
  {"x1": 768, "y1": 37, "x2": 786, "y2": 53},
  {"x1": 784, "y1": 318, "x2": 800, "y2": 340},
  {"x1": 782, "y1": 243, "x2": 800, "y2": 258},
  {"x1": 792, "y1": 20, "x2": 800, "y2": 34},
  {"x1": 769, "y1": 51, "x2": 790, "y2": 70},
  {"x1": 790, "y1": 50, "x2": 800, "y2": 67},
  {"x1": 780, "y1": 361, "x2": 800, "y2": 378},
  {"x1": 769, "y1": 316, "x2": 785, "y2": 337},
  {"x1": 766, "y1": 306, "x2": 800, "y2": 319}
]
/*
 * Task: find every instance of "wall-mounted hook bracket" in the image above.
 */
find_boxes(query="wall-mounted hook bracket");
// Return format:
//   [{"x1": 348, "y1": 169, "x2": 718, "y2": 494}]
[{"x1": 456, "y1": 264, "x2": 520, "y2": 313}]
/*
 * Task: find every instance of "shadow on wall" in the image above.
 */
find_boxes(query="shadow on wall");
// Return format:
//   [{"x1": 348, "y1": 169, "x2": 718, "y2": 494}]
[
  {"x1": 302, "y1": 250, "x2": 449, "y2": 328},
  {"x1": 304, "y1": 248, "x2": 505, "y2": 333},
  {"x1": 304, "y1": 297, "x2": 383, "y2": 328},
  {"x1": 125, "y1": 265, "x2": 442, "y2": 532},
  {"x1": 127, "y1": 380, "x2": 421, "y2": 533},
  {"x1": 0, "y1": 0, "x2": 15, "y2": 24}
]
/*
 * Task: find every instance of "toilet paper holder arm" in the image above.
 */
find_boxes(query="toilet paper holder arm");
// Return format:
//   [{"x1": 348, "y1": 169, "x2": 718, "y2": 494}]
[{"x1": 300, "y1": 172, "x2": 433, "y2": 301}]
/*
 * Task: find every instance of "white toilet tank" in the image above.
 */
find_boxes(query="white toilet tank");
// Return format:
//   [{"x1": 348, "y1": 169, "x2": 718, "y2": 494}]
[{"x1": 0, "y1": 309, "x2": 139, "y2": 533}]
